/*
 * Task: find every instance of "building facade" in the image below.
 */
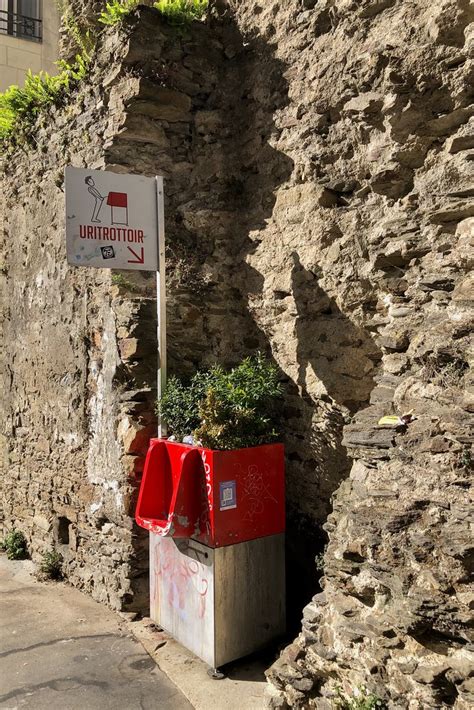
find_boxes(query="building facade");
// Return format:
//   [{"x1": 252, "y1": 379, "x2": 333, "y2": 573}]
[{"x1": 0, "y1": 0, "x2": 59, "y2": 91}]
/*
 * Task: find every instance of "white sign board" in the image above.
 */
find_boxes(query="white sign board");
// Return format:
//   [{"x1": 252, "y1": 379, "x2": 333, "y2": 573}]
[{"x1": 65, "y1": 166, "x2": 159, "y2": 271}]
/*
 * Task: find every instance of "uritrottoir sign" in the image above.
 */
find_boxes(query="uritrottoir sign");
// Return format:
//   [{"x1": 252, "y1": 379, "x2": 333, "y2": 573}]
[{"x1": 65, "y1": 166, "x2": 160, "y2": 271}]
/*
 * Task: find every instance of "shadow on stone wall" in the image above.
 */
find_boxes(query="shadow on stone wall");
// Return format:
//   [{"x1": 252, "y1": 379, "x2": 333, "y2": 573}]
[
  {"x1": 290, "y1": 252, "x2": 380, "y2": 413},
  {"x1": 203, "y1": 19, "x2": 382, "y2": 630},
  {"x1": 237, "y1": 248, "x2": 381, "y2": 629}
]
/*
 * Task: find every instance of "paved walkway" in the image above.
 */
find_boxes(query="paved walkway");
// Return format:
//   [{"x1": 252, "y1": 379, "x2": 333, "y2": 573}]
[{"x1": 0, "y1": 557, "x2": 193, "y2": 710}]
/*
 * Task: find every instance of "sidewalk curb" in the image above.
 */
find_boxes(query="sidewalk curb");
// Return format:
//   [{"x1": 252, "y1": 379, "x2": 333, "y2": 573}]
[{"x1": 125, "y1": 616, "x2": 267, "y2": 710}]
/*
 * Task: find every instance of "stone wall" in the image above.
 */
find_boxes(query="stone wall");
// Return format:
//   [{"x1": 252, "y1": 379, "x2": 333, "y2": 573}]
[
  {"x1": 0, "y1": 8, "x2": 227, "y2": 610},
  {"x1": 1, "y1": 2, "x2": 473, "y2": 706},
  {"x1": 2, "y1": 4, "x2": 353, "y2": 618}
]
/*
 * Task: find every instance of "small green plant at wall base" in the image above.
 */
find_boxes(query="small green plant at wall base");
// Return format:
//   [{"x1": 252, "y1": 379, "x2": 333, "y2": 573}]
[
  {"x1": 159, "y1": 354, "x2": 282, "y2": 450},
  {"x1": 334, "y1": 686, "x2": 387, "y2": 710},
  {"x1": 0, "y1": 529, "x2": 28, "y2": 560},
  {"x1": 39, "y1": 549, "x2": 64, "y2": 580}
]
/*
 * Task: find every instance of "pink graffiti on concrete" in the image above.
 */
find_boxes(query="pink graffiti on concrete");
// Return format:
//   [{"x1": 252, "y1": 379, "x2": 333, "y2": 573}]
[{"x1": 154, "y1": 541, "x2": 208, "y2": 618}]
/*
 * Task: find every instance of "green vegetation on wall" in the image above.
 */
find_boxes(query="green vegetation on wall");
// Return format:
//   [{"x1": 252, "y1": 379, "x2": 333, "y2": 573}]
[
  {"x1": 0, "y1": 55, "x2": 90, "y2": 143},
  {"x1": 154, "y1": 0, "x2": 208, "y2": 25},
  {"x1": 0, "y1": 0, "x2": 208, "y2": 146},
  {"x1": 57, "y1": 0, "x2": 96, "y2": 57},
  {"x1": 334, "y1": 686, "x2": 387, "y2": 710},
  {"x1": 99, "y1": 1, "x2": 208, "y2": 26},
  {"x1": 98, "y1": 0, "x2": 141, "y2": 25}
]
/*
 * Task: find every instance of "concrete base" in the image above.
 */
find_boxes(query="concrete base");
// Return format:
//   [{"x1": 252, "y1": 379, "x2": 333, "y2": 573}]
[{"x1": 150, "y1": 533, "x2": 286, "y2": 668}]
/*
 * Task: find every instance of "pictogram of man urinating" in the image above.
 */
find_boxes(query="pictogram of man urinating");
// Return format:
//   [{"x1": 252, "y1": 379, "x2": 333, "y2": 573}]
[
  {"x1": 85, "y1": 177, "x2": 129, "y2": 226},
  {"x1": 85, "y1": 176, "x2": 105, "y2": 223}
]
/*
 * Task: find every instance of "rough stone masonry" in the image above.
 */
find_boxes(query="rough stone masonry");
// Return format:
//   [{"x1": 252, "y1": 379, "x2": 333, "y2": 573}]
[
  {"x1": 1, "y1": 1, "x2": 473, "y2": 708},
  {"x1": 1, "y1": 9, "x2": 226, "y2": 611}
]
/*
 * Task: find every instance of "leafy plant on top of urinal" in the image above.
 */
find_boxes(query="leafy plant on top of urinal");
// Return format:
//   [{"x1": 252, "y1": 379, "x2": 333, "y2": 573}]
[{"x1": 158, "y1": 353, "x2": 283, "y2": 450}]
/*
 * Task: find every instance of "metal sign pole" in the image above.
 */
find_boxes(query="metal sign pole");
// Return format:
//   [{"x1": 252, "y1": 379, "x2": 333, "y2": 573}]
[{"x1": 155, "y1": 176, "x2": 167, "y2": 438}]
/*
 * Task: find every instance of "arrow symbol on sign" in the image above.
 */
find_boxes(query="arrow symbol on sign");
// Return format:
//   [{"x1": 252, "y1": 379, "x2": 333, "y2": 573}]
[{"x1": 127, "y1": 247, "x2": 144, "y2": 264}]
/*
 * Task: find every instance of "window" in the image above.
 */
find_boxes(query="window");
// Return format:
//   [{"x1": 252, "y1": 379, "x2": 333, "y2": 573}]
[{"x1": 0, "y1": 0, "x2": 42, "y2": 42}]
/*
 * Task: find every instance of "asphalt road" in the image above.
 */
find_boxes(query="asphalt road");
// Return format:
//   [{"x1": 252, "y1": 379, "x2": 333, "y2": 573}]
[{"x1": 0, "y1": 557, "x2": 193, "y2": 710}]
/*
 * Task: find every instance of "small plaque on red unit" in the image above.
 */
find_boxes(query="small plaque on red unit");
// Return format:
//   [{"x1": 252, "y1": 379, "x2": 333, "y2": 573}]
[{"x1": 219, "y1": 481, "x2": 237, "y2": 511}]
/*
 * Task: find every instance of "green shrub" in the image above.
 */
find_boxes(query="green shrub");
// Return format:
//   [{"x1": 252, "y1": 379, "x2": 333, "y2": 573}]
[
  {"x1": 0, "y1": 529, "x2": 28, "y2": 560},
  {"x1": 98, "y1": 0, "x2": 140, "y2": 25},
  {"x1": 334, "y1": 686, "x2": 387, "y2": 710},
  {"x1": 154, "y1": 0, "x2": 208, "y2": 24},
  {"x1": 39, "y1": 549, "x2": 64, "y2": 580},
  {"x1": 158, "y1": 369, "x2": 217, "y2": 442},
  {"x1": 99, "y1": 0, "x2": 208, "y2": 27},
  {"x1": 159, "y1": 354, "x2": 283, "y2": 450}
]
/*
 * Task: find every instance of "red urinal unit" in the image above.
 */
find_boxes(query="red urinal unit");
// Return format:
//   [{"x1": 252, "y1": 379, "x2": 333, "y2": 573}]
[
  {"x1": 135, "y1": 439, "x2": 203, "y2": 538},
  {"x1": 135, "y1": 439, "x2": 285, "y2": 547}
]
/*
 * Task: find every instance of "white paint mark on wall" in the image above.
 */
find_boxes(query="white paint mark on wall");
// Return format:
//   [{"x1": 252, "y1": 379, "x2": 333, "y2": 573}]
[{"x1": 87, "y1": 304, "x2": 123, "y2": 513}]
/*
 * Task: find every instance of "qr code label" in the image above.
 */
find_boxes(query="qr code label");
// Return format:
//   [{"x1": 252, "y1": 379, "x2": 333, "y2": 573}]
[
  {"x1": 101, "y1": 246, "x2": 115, "y2": 259},
  {"x1": 219, "y1": 481, "x2": 236, "y2": 510}
]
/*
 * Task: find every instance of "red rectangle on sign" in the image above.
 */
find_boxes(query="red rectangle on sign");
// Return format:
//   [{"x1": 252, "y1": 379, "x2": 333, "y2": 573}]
[{"x1": 107, "y1": 191, "x2": 128, "y2": 208}]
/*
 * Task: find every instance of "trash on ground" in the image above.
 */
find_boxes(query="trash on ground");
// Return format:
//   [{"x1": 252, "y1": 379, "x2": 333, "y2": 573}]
[{"x1": 378, "y1": 410, "x2": 415, "y2": 427}]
